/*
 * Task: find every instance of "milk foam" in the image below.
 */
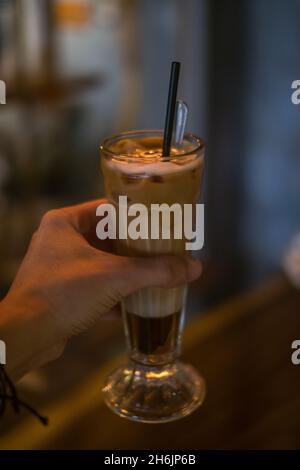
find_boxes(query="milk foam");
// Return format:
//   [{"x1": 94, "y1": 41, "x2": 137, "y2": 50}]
[{"x1": 107, "y1": 154, "x2": 200, "y2": 176}]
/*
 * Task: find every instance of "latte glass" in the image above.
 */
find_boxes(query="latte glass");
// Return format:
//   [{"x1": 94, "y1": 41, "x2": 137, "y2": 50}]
[{"x1": 101, "y1": 130, "x2": 205, "y2": 423}]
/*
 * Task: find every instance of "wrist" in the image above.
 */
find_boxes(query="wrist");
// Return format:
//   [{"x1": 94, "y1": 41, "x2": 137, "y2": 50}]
[{"x1": 0, "y1": 289, "x2": 60, "y2": 380}]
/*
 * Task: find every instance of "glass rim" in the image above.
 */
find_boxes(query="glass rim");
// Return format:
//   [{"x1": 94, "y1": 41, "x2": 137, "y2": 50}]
[{"x1": 100, "y1": 129, "x2": 205, "y2": 160}]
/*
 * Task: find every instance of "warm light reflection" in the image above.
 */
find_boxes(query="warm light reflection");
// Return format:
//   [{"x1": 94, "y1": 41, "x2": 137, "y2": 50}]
[{"x1": 146, "y1": 370, "x2": 171, "y2": 380}]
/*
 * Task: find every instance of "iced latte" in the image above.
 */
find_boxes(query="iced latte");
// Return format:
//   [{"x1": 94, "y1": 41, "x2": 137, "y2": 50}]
[{"x1": 101, "y1": 130, "x2": 204, "y2": 365}]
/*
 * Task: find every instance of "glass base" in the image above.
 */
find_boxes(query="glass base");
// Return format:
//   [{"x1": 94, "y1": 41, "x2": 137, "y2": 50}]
[{"x1": 102, "y1": 360, "x2": 206, "y2": 423}]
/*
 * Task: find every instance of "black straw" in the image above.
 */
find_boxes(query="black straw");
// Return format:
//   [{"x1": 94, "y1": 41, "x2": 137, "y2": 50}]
[{"x1": 162, "y1": 61, "x2": 181, "y2": 157}]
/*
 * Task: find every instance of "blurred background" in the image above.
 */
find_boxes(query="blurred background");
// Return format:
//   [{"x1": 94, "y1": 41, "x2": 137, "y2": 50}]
[
  {"x1": 1, "y1": 0, "x2": 300, "y2": 302},
  {"x1": 1, "y1": 0, "x2": 300, "y2": 449}
]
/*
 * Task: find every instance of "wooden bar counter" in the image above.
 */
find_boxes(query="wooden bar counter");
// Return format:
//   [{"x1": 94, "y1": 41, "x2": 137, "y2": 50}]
[{"x1": 1, "y1": 274, "x2": 300, "y2": 450}]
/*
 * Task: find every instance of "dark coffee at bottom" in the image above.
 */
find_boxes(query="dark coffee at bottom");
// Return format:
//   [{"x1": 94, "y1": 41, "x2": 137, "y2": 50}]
[{"x1": 125, "y1": 311, "x2": 181, "y2": 356}]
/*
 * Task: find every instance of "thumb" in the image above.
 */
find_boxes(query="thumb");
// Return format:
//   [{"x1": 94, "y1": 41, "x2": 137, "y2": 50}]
[{"x1": 115, "y1": 254, "x2": 202, "y2": 297}]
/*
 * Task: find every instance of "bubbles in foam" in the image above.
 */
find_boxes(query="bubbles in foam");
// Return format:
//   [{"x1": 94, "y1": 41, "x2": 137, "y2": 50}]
[
  {"x1": 108, "y1": 152, "x2": 200, "y2": 178},
  {"x1": 105, "y1": 135, "x2": 202, "y2": 176},
  {"x1": 108, "y1": 154, "x2": 199, "y2": 176}
]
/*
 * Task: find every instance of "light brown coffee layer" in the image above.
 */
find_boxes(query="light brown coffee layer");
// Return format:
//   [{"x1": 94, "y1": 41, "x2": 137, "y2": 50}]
[{"x1": 101, "y1": 135, "x2": 204, "y2": 319}]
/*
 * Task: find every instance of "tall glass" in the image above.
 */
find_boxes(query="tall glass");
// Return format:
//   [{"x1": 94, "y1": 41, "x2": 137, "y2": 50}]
[{"x1": 100, "y1": 130, "x2": 205, "y2": 422}]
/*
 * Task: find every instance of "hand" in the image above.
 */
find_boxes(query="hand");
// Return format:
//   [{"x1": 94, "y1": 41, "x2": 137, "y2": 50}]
[{"x1": 0, "y1": 199, "x2": 202, "y2": 380}]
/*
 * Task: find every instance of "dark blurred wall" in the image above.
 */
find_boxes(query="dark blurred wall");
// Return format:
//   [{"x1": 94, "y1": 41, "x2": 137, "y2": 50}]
[
  {"x1": 242, "y1": 0, "x2": 300, "y2": 280},
  {"x1": 137, "y1": 0, "x2": 208, "y2": 136},
  {"x1": 205, "y1": 0, "x2": 300, "y2": 301}
]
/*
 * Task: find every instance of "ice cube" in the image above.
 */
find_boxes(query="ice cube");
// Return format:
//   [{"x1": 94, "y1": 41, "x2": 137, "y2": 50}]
[
  {"x1": 150, "y1": 174, "x2": 164, "y2": 183},
  {"x1": 121, "y1": 173, "x2": 144, "y2": 185},
  {"x1": 115, "y1": 139, "x2": 145, "y2": 155}
]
